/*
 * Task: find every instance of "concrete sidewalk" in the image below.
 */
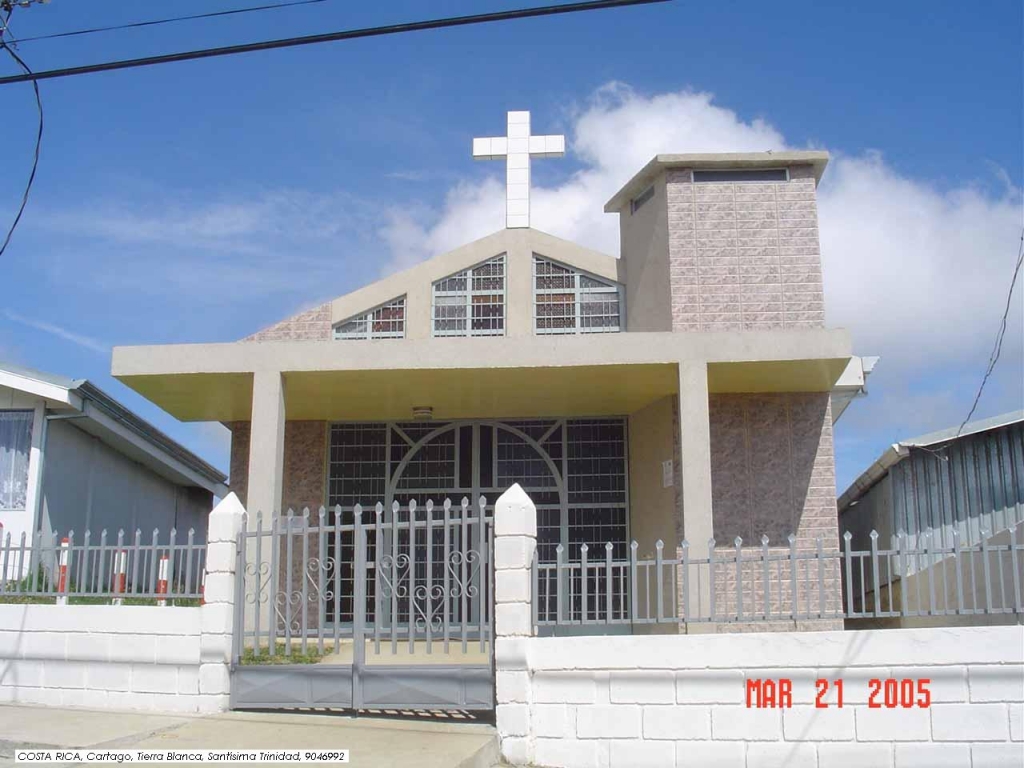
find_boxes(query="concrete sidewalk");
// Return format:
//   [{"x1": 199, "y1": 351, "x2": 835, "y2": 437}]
[{"x1": 0, "y1": 705, "x2": 498, "y2": 768}]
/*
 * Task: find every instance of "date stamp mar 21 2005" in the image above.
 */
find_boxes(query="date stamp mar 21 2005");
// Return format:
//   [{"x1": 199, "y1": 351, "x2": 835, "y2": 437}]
[{"x1": 745, "y1": 677, "x2": 932, "y2": 709}]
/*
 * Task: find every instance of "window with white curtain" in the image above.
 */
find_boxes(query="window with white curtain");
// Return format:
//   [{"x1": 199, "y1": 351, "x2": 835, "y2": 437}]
[{"x1": 0, "y1": 411, "x2": 33, "y2": 511}]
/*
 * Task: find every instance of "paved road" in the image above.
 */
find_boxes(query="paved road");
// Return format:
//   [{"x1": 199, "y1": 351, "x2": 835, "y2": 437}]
[{"x1": 0, "y1": 705, "x2": 498, "y2": 768}]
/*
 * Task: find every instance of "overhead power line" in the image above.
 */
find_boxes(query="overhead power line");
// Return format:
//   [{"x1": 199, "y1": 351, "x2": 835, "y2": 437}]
[
  {"x1": 955, "y1": 230, "x2": 1024, "y2": 438},
  {"x1": 11, "y1": 0, "x2": 331, "y2": 44},
  {"x1": 0, "y1": 7, "x2": 44, "y2": 261},
  {"x1": 0, "y1": 0, "x2": 670, "y2": 86}
]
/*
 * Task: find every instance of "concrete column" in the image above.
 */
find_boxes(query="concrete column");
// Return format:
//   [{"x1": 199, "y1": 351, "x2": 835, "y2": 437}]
[
  {"x1": 493, "y1": 483, "x2": 536, "y2": 766},
  {"x1": 678, "y1": 360, "x2": 714, "y2": 628},
  {"x1": 246, "y1": 370, "x2": 286, "y2": 521},
  {"x1": 198, "y1": 492, "x2": 245, "y2": 712}
]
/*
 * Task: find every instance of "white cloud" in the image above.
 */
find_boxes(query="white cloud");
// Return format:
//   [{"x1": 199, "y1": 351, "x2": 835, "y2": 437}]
[
  {"x1": 818, "y1": 153, "x2": 1022, "y2": 364},
  {"x1": 379, "y1": 83, "x2": 1022, "y2": 377},
  {"x1": 26, "y1": 82, "x2": 1020, "y2": 475},
  {"x1": 382, "y1": 84, "x2": 790, "y2": 270},
  {"x1": 3, "y1": 310, "x2": 108, "y2": 355},
  {"x1": 377, "y1": 82, "x2": 1023, "y2": 485}
]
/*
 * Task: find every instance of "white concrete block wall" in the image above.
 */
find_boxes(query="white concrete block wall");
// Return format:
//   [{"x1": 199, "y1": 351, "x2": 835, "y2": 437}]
[
  {"x1": 492, "y1": 486, "x2": 1024, "y2": 767},
  {"x1": 0, "y1": 603, "x2": 206, "y2": 713},
  {"x1": 496, "y1": 626, "x2": 1024, "y2": 768},
  {"x1": 0, "y1": 493, "x2": 245, "y2": 715}
]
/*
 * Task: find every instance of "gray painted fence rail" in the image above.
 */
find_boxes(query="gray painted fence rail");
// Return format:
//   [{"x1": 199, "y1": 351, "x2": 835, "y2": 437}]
[
  {"x1": 0, "y1": 527, "x2": 206, "y2": 600},
  {"x1": 533, "y1": 525, "x2": 1024, "y2": 626}
]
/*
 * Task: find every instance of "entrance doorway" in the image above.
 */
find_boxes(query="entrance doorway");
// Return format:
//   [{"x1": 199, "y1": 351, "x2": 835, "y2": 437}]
[{"x1": 326, "y1": 418, "x2": 630, "y2": 626}]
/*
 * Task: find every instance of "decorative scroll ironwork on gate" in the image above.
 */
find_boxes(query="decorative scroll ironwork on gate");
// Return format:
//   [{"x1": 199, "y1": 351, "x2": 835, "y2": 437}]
[{"x1": 230, "y1": 497, "x2": 494, "y2": 711}]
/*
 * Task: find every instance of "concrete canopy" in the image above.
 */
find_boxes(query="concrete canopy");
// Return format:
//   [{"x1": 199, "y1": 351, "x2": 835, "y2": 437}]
[{"x1": 112, "y1": 329, "x2": 852, "y2": 423}]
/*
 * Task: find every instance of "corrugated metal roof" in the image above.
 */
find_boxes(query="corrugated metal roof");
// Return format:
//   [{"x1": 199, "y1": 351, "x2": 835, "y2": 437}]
[
  {"x1": 900, "y1": 410, "x2": 1024, "y2": 448},
  {"x1": 838, "y1": 409, "x2": 1024, "y2": 512}
]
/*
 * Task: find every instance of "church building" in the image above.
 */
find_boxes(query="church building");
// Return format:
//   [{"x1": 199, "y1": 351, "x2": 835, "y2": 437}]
[{"x1": 111, "y1": 111, "x2": 872, "y2": 629}]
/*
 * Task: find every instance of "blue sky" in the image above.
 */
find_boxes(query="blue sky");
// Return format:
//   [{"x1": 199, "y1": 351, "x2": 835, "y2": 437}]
[{"x1": 0, "y1": 0, "x2": 1021, "y2": 493}]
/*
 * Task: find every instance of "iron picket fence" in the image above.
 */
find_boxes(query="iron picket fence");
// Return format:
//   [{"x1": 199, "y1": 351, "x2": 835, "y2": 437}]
[
  {"x1": 235, "y1": 497, "x2": 494, "y2": 662},
  {"x1": 0, "y1": 527, "x2": 206, "y2": 601},
  {"x1": 533, "y1": 524, "x2": 1024, "y2": 627}
]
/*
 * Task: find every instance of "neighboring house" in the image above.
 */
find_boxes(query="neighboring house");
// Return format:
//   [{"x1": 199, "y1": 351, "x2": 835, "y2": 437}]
[
  {"x1": 839, "y1": 410, "x2": 1024, "y2": 627},
  {"x1": 110, "y1": 114, "x2": 875, "y2": 631},
  {"x1": 0, "y1": 362, "x2": 229, "y2": 578}
]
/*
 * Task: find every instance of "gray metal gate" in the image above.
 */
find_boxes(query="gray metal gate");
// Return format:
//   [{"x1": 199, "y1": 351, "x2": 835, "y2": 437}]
[{"x1": 230, "y1": 497, "x2": 494, "y2": 711}]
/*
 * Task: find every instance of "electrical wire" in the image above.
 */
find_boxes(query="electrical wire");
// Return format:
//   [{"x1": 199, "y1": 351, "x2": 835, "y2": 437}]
[
  {"x1": 955, "y1": 229, "x2": 1024, "y2": 438},
  {"x1": 12, "y1": 0, "x2": 331, "y2": 44},
  {"x1": 0, "y1": 11, "x2": 43, "y2": 260},
  {"x1": 0, "y1": 0, "x2": 670, "y2": 85}
]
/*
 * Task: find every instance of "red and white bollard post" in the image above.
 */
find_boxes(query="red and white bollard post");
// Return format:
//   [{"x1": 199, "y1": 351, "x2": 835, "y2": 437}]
[
  {"x1": 199, "y1": 570, "x2": 206, "y2": 605},
  {"x1": 156, "y1": 555, "x2": 169, "y2": 607},
  {"x1": 112, "y1": 550, "x2": 127, "y2": 606},
  {"x1": 56, "y1": 538, "x2": 70, "y2": 606}
]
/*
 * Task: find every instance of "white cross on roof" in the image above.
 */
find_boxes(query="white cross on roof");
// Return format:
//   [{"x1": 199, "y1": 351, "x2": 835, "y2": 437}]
[{"x1": 472, "y1": 110, "x2": 565, "y2": 229}]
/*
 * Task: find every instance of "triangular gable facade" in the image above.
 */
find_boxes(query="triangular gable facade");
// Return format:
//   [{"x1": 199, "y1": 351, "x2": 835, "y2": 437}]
[{"x1": 244, "y1": 227, "x2": 622, "y2": 343}]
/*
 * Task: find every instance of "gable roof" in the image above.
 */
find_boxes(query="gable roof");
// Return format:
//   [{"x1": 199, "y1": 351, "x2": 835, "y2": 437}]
[
  {"x1": 0, "y1": 361, "x2": 228, "y2": 495},
  {"x1": 332, "y1": 227, "x2": 620, "y2": 326},
  {"x1": 244, "y1": 227, "x2": 622, "y2": 341}
]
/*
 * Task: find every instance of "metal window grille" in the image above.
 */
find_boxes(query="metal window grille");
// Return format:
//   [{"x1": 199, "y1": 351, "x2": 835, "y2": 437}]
[
  {"x1": 333, "y1": 296, "x2": 406, "y2": 340},
  {"x1": 431, "y1": 255, "x2": 506, "y2": 337},
  {"x1": 326, "y1": 418, "x2": 630, "y2": 628},
  {"x1": 328, "y1": 417, "x2": 627, "y2": 547},
  {"x1": 533, "y1": 255, "x2": 623, "y2": 335}
]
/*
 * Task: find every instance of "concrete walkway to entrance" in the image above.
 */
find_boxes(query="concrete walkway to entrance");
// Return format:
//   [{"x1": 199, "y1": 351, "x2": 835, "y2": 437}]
[{"x1": 0, "y1": 705, "x2": 498, "y2": 767}]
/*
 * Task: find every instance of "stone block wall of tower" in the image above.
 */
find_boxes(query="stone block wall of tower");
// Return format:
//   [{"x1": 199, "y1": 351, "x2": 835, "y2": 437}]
[
  {"x1": 666, "y1": 165, "x2": 826, "y2": 332},
  {"x1": 657, "y1": 163, "x2": 840, "y2": 629}
]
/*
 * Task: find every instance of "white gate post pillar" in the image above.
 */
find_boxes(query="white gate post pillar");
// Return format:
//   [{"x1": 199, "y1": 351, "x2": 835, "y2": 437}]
[
  {"x1": 493, "y1": 483, "x2": 536, "y2": 767},
  {"x1": 198, "y1": 492, "x2": 245, "y2": 712}
]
